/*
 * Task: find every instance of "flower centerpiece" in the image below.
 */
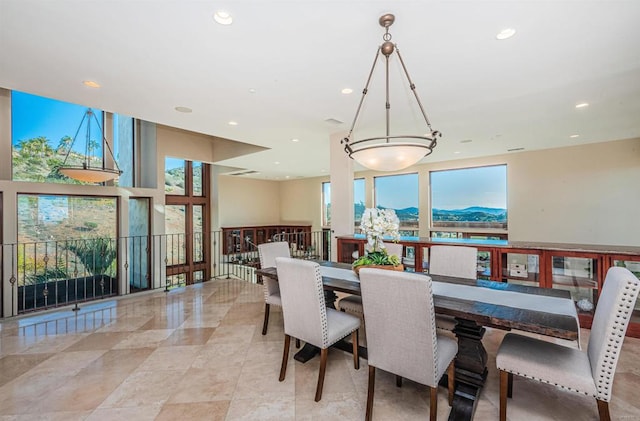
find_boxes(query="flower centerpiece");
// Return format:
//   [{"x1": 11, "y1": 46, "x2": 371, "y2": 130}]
[{"x1": 353, "y1": 208, "x2": 403, "y2": 274}]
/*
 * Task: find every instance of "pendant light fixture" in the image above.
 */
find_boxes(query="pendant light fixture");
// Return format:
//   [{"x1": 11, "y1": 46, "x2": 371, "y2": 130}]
[
  {"x1": 58, "y1": 108, "x2": 122, "y2": 183},
  {"x1": 342, "y1": 14, "x2": 442, "y2": 172}
]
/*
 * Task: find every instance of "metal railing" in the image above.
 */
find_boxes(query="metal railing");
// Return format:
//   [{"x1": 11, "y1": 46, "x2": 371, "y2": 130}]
[{"x1": 1, "y1": 230, "x2": 330, "y2": 316}]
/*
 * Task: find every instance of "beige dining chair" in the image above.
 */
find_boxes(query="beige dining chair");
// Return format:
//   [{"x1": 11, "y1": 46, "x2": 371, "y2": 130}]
[
  {"x1": 428, "y1": 245, "x2": 478, "y2": 332},
  {"x1": 359, "y1": 268, "x2": 458, "y2": 421},
  {"x1": 339, "y1": 242, "x2": 403, "y2": 315},
  {"x1": 496, "y1": 266, "x2": 640, "y2": 421},
  {"x1": 276, "y1": 257, "x2": 361, "y2": 402},
  {"x1": 257, "y1": 241, "x2": 290, "y2": 335}
]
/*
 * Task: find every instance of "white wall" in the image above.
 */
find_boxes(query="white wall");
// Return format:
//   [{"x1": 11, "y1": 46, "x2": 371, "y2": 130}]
[
  {"x1": 278, "y1": 178, "x2": 322, "y2": 230},
  {"x1": 217, "y1": 176, "x2": 282, "y2": 228},
  {"x1": 506, "y1": 139, "x2": 640, "y2": 244}
]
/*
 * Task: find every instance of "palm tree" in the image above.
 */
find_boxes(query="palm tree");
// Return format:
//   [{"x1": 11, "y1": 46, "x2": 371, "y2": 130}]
[{"x1": 57, "y1": 135, "x2": 73, "y2": 154}]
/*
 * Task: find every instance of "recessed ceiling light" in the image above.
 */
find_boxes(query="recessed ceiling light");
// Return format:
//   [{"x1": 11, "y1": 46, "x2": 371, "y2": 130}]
[
  {"x1": 248, "y1": 88, "x2": 256, "y2": 93},
  {"x1": 460, "y1": 139, "x2": 473, "y2": 144},
  {"x1": 575, "y1": 102, "x2": 589, "y2": 109},
  {"x1": 291, "y1": 138, "x2": 299, "y2": 142},
  {"x1": 454, "y1": 151, "x2": 461, "y2": 154},
  {"x1": 228, "y1": 121, "x2": 238, "y2": 126},
  {"x1": 174, "y1": 106, "x2": 192, "y2": 113},
  {"x1": 213, "y1": 10, "x2": 233, "y2": 25},
  {"x1": 83, "y1": 80, "x2": 100, "y2": 88},
  {"x1": 274, "y1": 161, "x2": 280, "y2": 165},
  {"x1": 570, "y1": 134, "x2": 580, "y2": 138},
  {"x1": 341, "y1": 88, "x2": 353, "y2": 94},
  {"x1": 496, "y1": 28, "x2": 516, "y2": 40},
  {"x1": 285, "y1": 176, "x2": 290, "y2": 179}
]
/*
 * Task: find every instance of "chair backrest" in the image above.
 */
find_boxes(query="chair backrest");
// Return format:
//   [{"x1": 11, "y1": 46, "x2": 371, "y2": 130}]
[
  {"x1": 275, "y1": 257, "x2": 329, "y2": 348},
  {"x1": 258, "y1": 242, "x2": 291, "y2": 297},
  {"x1": 587, "y1": 266, "x2": 640, "y2": 401},
  {"x1": 429, "y1": 245, "x2": 478, "y2": 279},
  {"x1": 383, "y1": 242, "x2": 403, "y2": 258},
  {"x1": 359, "y1": 268, "x2": 441, "y2": 387},
  {"x1": 258, "y1": 241, "x2": 291, "y2": 268}
]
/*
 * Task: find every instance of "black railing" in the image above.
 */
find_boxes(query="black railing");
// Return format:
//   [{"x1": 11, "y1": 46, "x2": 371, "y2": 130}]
[{"x1": 1, "y1": 230, "x2": 331, "y2": 316}]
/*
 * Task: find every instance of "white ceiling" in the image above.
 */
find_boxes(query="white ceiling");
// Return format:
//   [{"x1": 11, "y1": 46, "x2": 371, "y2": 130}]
[{"x1": 2, "y1": 1, "x2": 640, "y2": 180}]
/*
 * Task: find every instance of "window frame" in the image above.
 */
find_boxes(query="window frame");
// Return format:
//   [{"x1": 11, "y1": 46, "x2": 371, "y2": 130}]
[
  {"x1": 429, "y1": 164, "x2": 508, "y2": 238},
  {"x1": 373, "y1": 173, "x2": 419, "y2": 237}
]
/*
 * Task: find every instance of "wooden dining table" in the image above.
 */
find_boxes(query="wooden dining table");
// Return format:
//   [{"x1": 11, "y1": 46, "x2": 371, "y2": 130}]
[{"x1": 256, "y1": 261, "x2": 579, "y2": 421}]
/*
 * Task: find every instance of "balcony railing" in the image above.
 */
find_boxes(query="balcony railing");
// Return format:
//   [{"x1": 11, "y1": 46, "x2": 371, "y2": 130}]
[{"x1": 0, "y1": 230, "x2": 330, "y2": 316}]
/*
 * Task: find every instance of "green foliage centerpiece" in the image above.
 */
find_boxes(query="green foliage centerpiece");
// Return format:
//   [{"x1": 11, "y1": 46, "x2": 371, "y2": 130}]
[{"x1": 353, "y1": 208, "x2": 403, "y2": 275}]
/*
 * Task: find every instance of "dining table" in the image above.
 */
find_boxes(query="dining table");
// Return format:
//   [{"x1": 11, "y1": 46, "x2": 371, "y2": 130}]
[{"x1": 256, "y1": 261, "x2": 579, "y2": 421}]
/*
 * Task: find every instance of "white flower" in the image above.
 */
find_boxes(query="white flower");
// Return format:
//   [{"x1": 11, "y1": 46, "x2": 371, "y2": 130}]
[{"x1": 360, "y1": 207, "x2": 400, "y2": 252}]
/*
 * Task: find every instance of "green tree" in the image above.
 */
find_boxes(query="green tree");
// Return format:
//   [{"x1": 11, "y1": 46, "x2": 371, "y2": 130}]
[{"x1": 57, "y1": 135, "x2": 73, "y2": 154}]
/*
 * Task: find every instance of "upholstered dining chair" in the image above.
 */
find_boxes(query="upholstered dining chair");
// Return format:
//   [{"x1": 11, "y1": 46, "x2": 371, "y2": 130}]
[
  {"x1": 428, "y1": 245, "x2": 478, "y2": 332},
  {"x1": 257, "y1": 241, "x2": 290, "y2": 335},
  {"x1": 359, "y1": 268, "x2": 458, "y2": 421},
  {"x1": 275, "y1": 257, "x2": 361, "y2": 402},
  {"x1": 496, "y1": 266, "x2": 640, "y2": 421},
  {"x1": 339, "y1": 242, "x2": 404, "y2": 315}
]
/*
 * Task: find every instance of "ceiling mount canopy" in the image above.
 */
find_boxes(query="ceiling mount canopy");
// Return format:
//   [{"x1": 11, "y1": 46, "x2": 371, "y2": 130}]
[
  {"x1": 58, "y1": 108, "x2": 122, "y2": 183},
  {"x1": 342, "y1": 13, "x2": 442, "y2": 172}
]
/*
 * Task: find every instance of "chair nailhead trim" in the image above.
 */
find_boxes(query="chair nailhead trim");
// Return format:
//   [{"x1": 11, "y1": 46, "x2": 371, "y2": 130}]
[
  {"x1": 500, "y1": 368, "x2": 596, "y2": 397},
  {"x1": 592, "y1": 278, "x2": 639, "y2": 401}
]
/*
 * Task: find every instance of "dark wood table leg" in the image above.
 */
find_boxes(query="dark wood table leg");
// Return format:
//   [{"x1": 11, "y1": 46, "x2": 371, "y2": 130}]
[
  {"x1": 294, "y1": 290, "x2": 339, "y2": 363},
  {"x1": 447, "y1": 318, "x2": 488, "y2": 421}
]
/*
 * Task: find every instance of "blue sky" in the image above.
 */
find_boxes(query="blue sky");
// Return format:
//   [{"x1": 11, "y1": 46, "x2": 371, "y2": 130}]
[
  {"x1": 431, "y1": 165, "x2": 507, "y2": 210},
  {"x1": 11, "y1": 91, "x2": 103, "y2": 152},
  {"x1": 375, "y1": 173, "x2": 419, "y2": 209}
]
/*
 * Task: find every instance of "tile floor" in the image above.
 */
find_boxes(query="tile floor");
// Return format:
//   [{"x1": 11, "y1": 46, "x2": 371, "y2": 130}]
[{"x1": 0, "y1": 278, "x2": 639, "y2": 420}]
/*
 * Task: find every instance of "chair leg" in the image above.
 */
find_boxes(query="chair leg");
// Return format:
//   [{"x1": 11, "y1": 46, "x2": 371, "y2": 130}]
[
  {"x1": 596, "y1": 399, "x2": 611, "y2": 421},
  {"x1": 261, "y1": 303, "x2": 270, "y2": 335},
  {"x1": 447, "y1": 360, "x2": 455, "y2": 406},
  {"x1": 315, "y1": 348, "x2": 329, "y2": 402},
  {"x1": 279, "y1": 334, "x2": 291, "y2": 382},
  {"x1": 507, "y1": 372, "x2": 513, "y2": 398},
  {"x1": 396, "y1": 375, "x2": 402, "y2": 388},
  {"x1": 352, "y1": 330, "x2": 360, "y2": 370},
  {"x1": 499, "y1": 370, "x2": 508, "y2": 421},
  {"x1": 429, "y1": 386, "x2": 438, "y2": 421},
  {"x1": 365, "y1": 366, "x2": 376, "y2": 421},
  {"x1": 295, "y1": 338, "x2": 301, "y2": 348}
]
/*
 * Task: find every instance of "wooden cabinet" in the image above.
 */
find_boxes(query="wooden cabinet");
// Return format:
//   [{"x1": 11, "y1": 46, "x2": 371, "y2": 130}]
[
  {"x1": 222, "y1": 225, "x2": 312, "y2": 255},
  {"x1": 336, "y1": 235, "x2": 640, "y2": 338}
]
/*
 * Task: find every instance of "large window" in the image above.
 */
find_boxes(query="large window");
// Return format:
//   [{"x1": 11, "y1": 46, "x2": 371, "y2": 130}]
[
  {"x1": 321, "y1": 179, "x2": 366, "y2": 229},
  {"x1": 11, "y1": 91, "x2": 133, "y2": 185},
  {"x1": 374, "y1": 173, "x2": 419, "y2": 236},
  {"x1": 430, "y1": 165, "x2": 507, "y2": 236},
  {"x1": 16, "y1": 195, "x2": 119, "y2": 311}
]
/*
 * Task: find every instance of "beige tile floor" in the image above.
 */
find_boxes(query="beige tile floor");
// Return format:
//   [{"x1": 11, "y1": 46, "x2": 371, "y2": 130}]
[{"x1": 0, "y1": 278, "x2": 639, "y2": 420}]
